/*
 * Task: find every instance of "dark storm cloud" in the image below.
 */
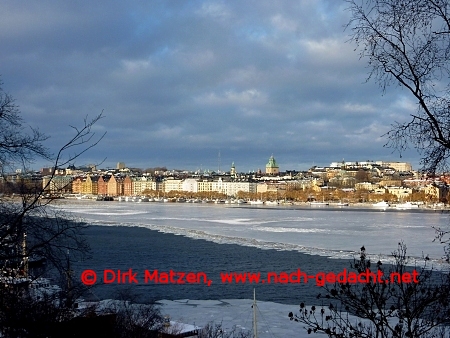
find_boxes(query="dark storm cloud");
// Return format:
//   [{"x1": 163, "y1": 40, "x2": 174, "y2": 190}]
[{"x1": 0, "y1": 0, "x2": 418, "y2": 171}]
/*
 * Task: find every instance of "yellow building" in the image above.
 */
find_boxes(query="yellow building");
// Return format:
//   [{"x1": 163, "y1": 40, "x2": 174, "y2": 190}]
[
  {"x1": 72, "y1": 177, "x2": 84, "y2": 194},
  {"x1": 424, "y1": 184, "x2": 449, "y2": 201},
  {"x1": 197, "y1": 179, "x2": 213, "y2": 193},
  {"x1": 163, "y1": 178, "x2": 183, "y2": 193},
  {"x1": 107, "y1": 175, "x2": 123, "y2": 196},
  {"x1": 133, "y1": 176, "x2": 157, "y2": 195},
  {"x1": 386, "y1": 187, "x2": 412, "y2": 200},
  {"x1": 355, "y1": 182, "x2": 376, "y2": 190},
  {"x1": 256, "y1": 182, "x2": 286, "y2": 194},
  {"x1": 83, "y1": 175, "x2": 98, "y2": 195}
]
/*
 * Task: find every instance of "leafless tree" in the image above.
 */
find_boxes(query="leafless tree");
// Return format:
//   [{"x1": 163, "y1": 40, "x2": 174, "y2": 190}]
[
  {"x1": 198, "y1": 322, "x2": 251, "y2": 338},
  {"x1": 346, "y1": 0, "x2": 450, "y2": 173},
  {"x1": 290, "y1": 244, "x2": 450, "y2": 337},
  {"x1": 0, "y1": 285, "x2": 76, "y2": 337},
  {"x1": 101, "y1": 291, "x2": 163, "y2": 338},
  {"x1": 0, "y1": 82, "x2": 49, "y2": 171},
  {"x1": 0, "y1": 110, "x2": 105, "y2": 273},
  {"x1": 0, "y1": 79, "x2": 105, "y2": 335}
]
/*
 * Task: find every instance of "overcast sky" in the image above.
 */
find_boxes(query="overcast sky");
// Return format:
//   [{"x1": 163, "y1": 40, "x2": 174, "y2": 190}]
[{"x1": 0, "y1": 0, "x2": 420, "y2": 172}]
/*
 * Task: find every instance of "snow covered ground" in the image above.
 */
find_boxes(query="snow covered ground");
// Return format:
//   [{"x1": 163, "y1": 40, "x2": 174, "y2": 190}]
[{"x1": 157, "y1": 298, "x2": 318, "y2": 337}]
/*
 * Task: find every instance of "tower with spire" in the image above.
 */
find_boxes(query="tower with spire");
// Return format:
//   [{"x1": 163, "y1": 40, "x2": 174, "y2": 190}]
[{"x1": 230, "y1": 162, "x2": 236, "y2": 178}]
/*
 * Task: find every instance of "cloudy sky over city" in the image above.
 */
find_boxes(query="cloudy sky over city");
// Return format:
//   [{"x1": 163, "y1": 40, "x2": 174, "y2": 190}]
[{"x1": 0, "y1": 0, "x2": 419, "y2": 172}]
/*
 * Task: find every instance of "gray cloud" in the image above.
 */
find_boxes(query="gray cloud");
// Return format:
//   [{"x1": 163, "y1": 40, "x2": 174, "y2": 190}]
[{"x1": 0, "y1": 0, "x2": 419, "y2": 172}]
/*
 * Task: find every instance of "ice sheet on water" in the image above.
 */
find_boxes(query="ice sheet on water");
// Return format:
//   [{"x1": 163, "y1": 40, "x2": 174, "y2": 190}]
[
  {"x1": 57, "y1": 202, "x2": 449, "y2": 266},
  {"x1": 257, "y1": 226, "x2": 351, "y2": 234},
  {"x1": 57, "y1": 206, "x2": 149, "y2": 216}
]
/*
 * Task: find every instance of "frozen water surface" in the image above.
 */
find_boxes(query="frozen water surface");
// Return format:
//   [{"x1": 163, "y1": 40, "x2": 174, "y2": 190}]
[{"x1": 56, "y1": 201, "x2": 449, "y2": 337}]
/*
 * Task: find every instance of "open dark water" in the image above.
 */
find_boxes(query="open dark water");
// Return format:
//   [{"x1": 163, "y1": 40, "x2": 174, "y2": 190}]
[
  {"x1": 54, "y1": 202, "x2": 450, "y2": 337},
  {"x1": 59, "y1": 201, "x2": 449, "y2": 308},
  {"x1": 74, "y1": 225, "x2": 353, "y2": 306}
]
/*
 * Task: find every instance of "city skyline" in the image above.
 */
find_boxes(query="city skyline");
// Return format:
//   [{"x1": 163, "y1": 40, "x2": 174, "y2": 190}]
[
  {"x1": 1, "y1": 1, "x2": 421, "y2": 172},
  {"x1": 37, "y1": 157, "x2": 415, "y2": 177}
]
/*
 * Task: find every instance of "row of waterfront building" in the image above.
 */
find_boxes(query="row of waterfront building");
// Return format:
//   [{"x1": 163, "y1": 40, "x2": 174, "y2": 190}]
[
  {"x1": 44, "y1": 174, "x2": 313, "y2": 197},
  {"x1": 42, "y1": 174, "x2": 448, "y2": 201},
  {"x1": 34, "y1": 157, "x2": 450, "y2": 201}
]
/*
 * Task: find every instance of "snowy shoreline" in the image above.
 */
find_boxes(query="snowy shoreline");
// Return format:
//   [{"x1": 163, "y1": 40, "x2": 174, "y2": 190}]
[
  {"x1": 53, "y1": 197, "x2": 450, "y2": 214},
  {"x1": 157, "y1": 298, "x2": 306, "y2": 338}
]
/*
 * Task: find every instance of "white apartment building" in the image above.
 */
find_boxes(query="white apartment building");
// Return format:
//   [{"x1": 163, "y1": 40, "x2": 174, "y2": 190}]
[
  {"x1": 170, "y1": 177, "x2": 257, "y2": 197},
  {"x1": 210, "y1": 178, "x2": 257, "y2": 196},
  {"x1": 211, "y1": 178, "x2": 227, "y2": 195},
  {"x1": 182, "y1": 178, "x2": 199, "y2": 193},
  {"x1": 226, "y1": 181, "x2": 257, "y2": 196}
]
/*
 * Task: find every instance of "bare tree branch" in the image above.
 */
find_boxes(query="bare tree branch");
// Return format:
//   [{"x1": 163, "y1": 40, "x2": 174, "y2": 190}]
[
  {"x1": 291, "y1": 244, "x2": 450, "y2": 337},
  {"x1": 0, "y1": 78, "x2": 105, "y2": 334},
  {"x1": 346, "y1": 0, "x2": 450, "y2": 173}
]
